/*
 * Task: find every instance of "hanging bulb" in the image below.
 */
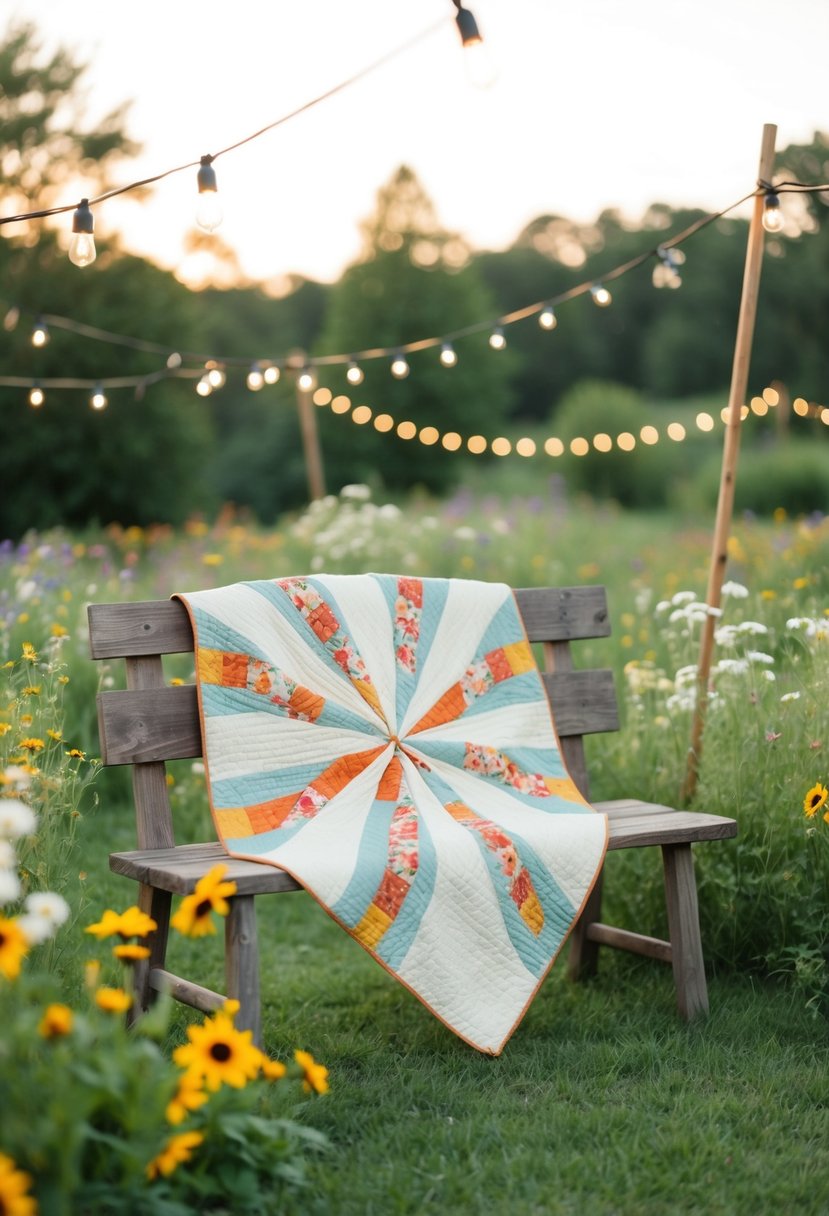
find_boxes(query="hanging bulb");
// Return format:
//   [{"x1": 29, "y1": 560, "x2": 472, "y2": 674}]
[
  {"x1": 762, "y1": 191, "x2": 784, "y2": 234},
  {"x1": 391, "y1": 353, "x2": 410, "y2": 379},
  {"x1": 590, "y1": 284, "x2": 612, "y2": 307},
  {"x1": 263, "y1": 364, "x2": 280, "y2": 384},
  {"x1": 68, "y1": 199, "x2": 96, "y2": 267},
  {"x1": 539, "y1": 304, "x2": 557, "y2": 330},
  {"x1": 205, "y1": 362, "x2": 226, "y2": 389},
  {"x1": 346, "y1": 360, "x2": 364, "y2": 386},
  {"x1": 196, "y1": 156, "x2": 223, "y2": 232},
  {"x1": 246, "y1": 363, "x2": 265, "y2": 391},
  {"x1": 652, "y1": 246, "x2": 683, "y2": 289},
  {"x1": 28, "y1": 383, "x2": 44, "y2": 408},
  {"x1": 31, "y1": 318, "x2": 49, "y2": 347},
  {"x1": 440, "y1": 342, "x2": 458, "y2": 367},
  {"x1": 196, "y1": 376, "x2": 213, "y2": 397},
  {"x1": 453, "y1": 3, "x2": 497, "y2": 88},
  {"x1": 90, "y1": 384, "x2": 108, "y2": 411},
  {"x1": 297, "y1": 367, "x2": 317, "y2": 392},
  {"x1": 489, "y1": 326, "x2": 507, "y2": 350}
]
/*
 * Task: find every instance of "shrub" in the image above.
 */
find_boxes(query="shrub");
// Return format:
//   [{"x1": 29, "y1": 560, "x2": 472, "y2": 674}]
[{"x1": 690, "y1": 437, "x2": 829, "y2": 516}]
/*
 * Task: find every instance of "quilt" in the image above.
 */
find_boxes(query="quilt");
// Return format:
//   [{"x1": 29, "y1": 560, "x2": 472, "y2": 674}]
[{"x1": 175, "y1": 574, "x2": 608, "y2": 1054}]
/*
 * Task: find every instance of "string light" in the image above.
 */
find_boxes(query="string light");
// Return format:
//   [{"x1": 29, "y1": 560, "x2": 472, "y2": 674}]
[
  {"x1": 452, "y1": 1, "x2": 497, "y2": 88},
  {"x1": 31, "y1": 318, "x2": 49, "y2": 347},
  {"x1": 489, "y1": 326, "x2": 507, "y2": 350},
  {"x1": 246, "y1": 362, "x2": 265, "y2": 391},
  {"x1": 590, "y1": 284, "x2": 612, "y2": 307},
  {"x1": 196, "y1": 376, "x2": 212, "y2": 397},
  {"x1": 28, "y1": 384, "x2": 44, "y2": 408},
  {"x1": 762, "y1": 190, "x2": 784, "y2": 234},
  {"x1": 196, "y1": 156, "x2": 223, "y2": 232},
  {"x1": 538, "y1": 304, "x2": 557, "y2": 330},
  {"x1": 205, "y1": 362, "x2": 226, "y2": 389},
  {"x1": 90, "y1": 384, "x2": 108, "y2": 410},
  {"x1": 68, "y1": 199, "x2": 96, "y2": 267},
  {"x1": 439, "y1": 342, "x2": 458, "y2": 367},
  {"x1": 346, "y1": 360, "x2": 364, "y2": 385},
  {"x1": 263, "y1": 364, "x2": 280, "y2": 384},
  {"x1": 297, "y1": 367, "x2": 317, "y2": 392},
  {"x1": 390, "y1": 353, "x2": 410, "y2": 379},
  {"x1": 652, "y1": 246, "x2": 682, "y2": 289}
]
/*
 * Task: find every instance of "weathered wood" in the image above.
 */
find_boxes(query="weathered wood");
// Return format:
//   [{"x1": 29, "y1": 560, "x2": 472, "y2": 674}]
[
  {"x1": 585, "y1": 922, "x2": 673, "y2": 964},
  {"x1": 97, "y1": 685, "x2": 201, "y2": 765},
  {"x1": 598, "y1": 800, "x2": 737, "y2": 850},
  {"x1": 110, "y1": 842, "x2": 303, "y2": 896},
  {"x1": 128, "y1": 885, "x2": 172, "y2": 1020},
  {"x1": 566, "y1": 867, "x2": 604, "y2": 981},
  {"x1": 515, "y1": 585, "x2": 610, "y2": 642},
  {"x1": 542, "y1": 670, "x2": 619, "y2": 736},
  {"x1": 662, "y1": 844, "x2": 709, "y2": 1018},
  {"x1": 148, "y1": 968, "x2": 226, "y2": 1013},
  {"x1": 88, "y1": 599, "x2": 193, "y2": 658},
  {"x1": 226, "y1": 897, "x2": 262, "y2": 1045},
  {"x1": 125, "y1": 653, "x2": 175, "y2": 851}
]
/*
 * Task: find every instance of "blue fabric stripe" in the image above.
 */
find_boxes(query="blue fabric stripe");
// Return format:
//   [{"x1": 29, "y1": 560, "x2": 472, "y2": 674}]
[
  {"x1": 190, "y1": 604, "x2": 272, "y2": 666},
  {"x1": 210, "y1": 761, "x2": 327, "y2": 808},
  {"x1": 331, "y1": 798, "x2": 398, "y2": 929},
  {"x1": 224, "y1": 822, "x2": 305, "y2": 854},
  {"x1": 201, "y1": 682, "x2": 384, "y2": 737},
  {"x1": 375, "y1": 808, "x2": 437, "y2": 971}
]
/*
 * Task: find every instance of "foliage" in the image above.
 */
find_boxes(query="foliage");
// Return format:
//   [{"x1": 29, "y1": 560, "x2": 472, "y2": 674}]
[{"x1": 690, "y1": 436, "x2": 829, "y2": 516}]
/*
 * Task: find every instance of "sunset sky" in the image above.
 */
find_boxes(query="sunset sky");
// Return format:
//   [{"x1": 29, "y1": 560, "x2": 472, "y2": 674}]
[{"x1": 10, "y1": 0, "x2": 829, "y2": 288}]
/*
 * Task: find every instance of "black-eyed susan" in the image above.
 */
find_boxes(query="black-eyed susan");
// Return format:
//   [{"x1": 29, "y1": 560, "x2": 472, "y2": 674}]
[
  {"x1": 145, "y1": 1130, "x2": 204, "y2": 1180},
  {"x1": 38, "y1": 1002, "x2": 73, "y2": 1038},
  {"x1": 260, "y1": 1055, "x2": 287, "y2": 1081},
  {"x1": 171, "y1": 865, "x2": 237, "y2": 938},
  {"x1": 165, "y1": 1073, "x2": 209, "y2": 1125},
  {"x1": 65, "y1": 748, "x2": 86, "y2": 760},
  {"x1": 803, "y1": 782, "x2": 828, "y2": 818},
  {"x1": 0, "y1": 916, "x2": 29, "y2": 980},
  {"x1": 0, "y1": 1152, "x2": 37, "y2": 1216},
  {"x1": 95, "y1": 986, "x2": 133, "y2": 1013},
  {"x1": 172, "y1": 1009, "x2": 262, "y2": 1091},
  {"x1": 113, "y1": 943, "x2": 151, "y2": 962},
  {"x1": 294, "y1": 1048, "x2": 330, "y2": 1095},
  {"x1": 85, "y1": 905, "x2": 157, "y2": 940}
]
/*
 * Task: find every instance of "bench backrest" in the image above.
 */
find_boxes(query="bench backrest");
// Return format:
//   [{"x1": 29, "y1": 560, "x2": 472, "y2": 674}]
[{"x1": 88, "y1": 586, "x2": 618, "y2": 850}]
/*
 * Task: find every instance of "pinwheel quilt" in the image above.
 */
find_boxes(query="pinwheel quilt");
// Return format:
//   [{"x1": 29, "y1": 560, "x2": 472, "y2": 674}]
[{"x1": 175, "y1": 574, "x2": 607, "y2": 1054}]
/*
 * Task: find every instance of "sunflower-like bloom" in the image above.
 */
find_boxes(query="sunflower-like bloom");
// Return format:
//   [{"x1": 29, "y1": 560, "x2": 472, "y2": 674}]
[
  {"x1": 803, "y1": 782, "x2": 829, "y2": 818},
  {"x1": 145, "y1": 1130, "x2": 204, "y2": 1180},
  {"x1": 294, "y1": 1048, "x2": 330, "y2": 1095},
  {"x1": 38, "y1": 1003, "x2": 74, "y2": 1038},
  {"x1": 171, "y1": 865, "x2": 237, "y2": 938},
  {"x1": 166, "y1": 1072, "x2": 210, "y2": 1125},
  {"x1": 95, "y1": 986, "x2": 133, "y2": 1013},
  {"x1": 85, "y1": 905, "x2": 157, "y2": 940},
  {"x1": 0, "y1": 916, "x2": 29, "y2": 980},
  {"x1": 259, "y1": 1055, "x2": 287, "y2": 1080},
  {"x1": 173, "y1": 1009, "x2": 261, "y2": 1091},
  {"x1": 0, "y1": 1153, "x2": 37, "y2": 1216},
  {"x1": 113, "y1": 943, "x2": 151, "y2": 962}
]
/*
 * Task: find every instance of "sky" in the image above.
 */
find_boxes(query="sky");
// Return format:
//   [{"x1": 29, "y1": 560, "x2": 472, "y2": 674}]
[{"x1": 9, "y1": 0, "x2": 829, "y2": 289}]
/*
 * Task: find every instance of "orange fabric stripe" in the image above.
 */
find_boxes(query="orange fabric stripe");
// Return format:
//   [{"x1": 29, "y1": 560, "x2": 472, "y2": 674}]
[
  {"x1": 376, "y1": 755, "x2": 404, "y2": 801},
  {"x1": 408, "y1": 682, "x2": 467, "y2": 735},
  {"x1": 313, "y1": 746, "x2": 386, "y2": 799},
  {"x1": 246, "y1": 793, "x2": 303, "y2": 833},
  {"x1": 288, "y1": 686, "x2": 325, "y2": 720}
]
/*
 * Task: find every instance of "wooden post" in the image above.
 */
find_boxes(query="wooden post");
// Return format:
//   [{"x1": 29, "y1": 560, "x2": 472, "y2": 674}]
[
  {"x1": 681, "y1": 123, "x2": 777, "y2": 803},
  {"x1": 289, "y1": 353, "x2": 326, "y2": 502}
]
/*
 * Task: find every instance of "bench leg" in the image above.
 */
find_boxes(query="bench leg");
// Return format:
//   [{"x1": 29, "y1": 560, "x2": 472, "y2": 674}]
[
  {"x1": 225, "y1": 895, "x2": 262, "y2": 1047},
  {"x1": 662, "y1": 843, "x2": 709, "y2": 1019},
  {"x1": 567, "y1": 866, "x2": 604, "y2": 982},
  {"x1": 128, "y1": 885, "x2": 171, "y2": 1026}
]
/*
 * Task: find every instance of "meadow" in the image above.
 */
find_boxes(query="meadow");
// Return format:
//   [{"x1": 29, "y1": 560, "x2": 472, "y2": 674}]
[{"x1": 1, "y1": 482, "x2": 828, "y2": 1213}]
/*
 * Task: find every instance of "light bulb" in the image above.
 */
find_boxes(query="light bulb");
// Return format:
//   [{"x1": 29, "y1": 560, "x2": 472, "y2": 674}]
[
  {"x1": 28, "y1": 384, "x2": 44, "y2": 408},
  {"x1": 591, "y1": 284, "x2": 612, "y2": 307},
  {"x1": 263, "y1": 365, "x2": 280, "y2": 384},
  {"x1": 90, "y1": 385, "x2": 108, "y2": 411},
  {"x1": 489, "y1": 326, "x2": 507, "y2": 350},
  {"x1": 440, "y1": 342, "x2": 458, "y2": 367},
  {"x1": 391, "y1": 353, "x2": 410, "y2": 379},
  {"x1": 196, "y1": 376, "x2": 212, "y2": 397},
  {"x1": 196, "y1": 156, "x2": 223, "y2": 232},
  {"x1": 246, "y1": 363, "x2": 264, "y2": 391},
  {"x1": 346, "y1": 360, "x2": 364, "y2": 385},
  {"x1": 539, "y1": 305, "x2": 557, "y2": 330},
  {"x1": 454, "y1": 4, "x2": 497, "y2": 88},
  {"x1": 205, "y1": 363, "x2": 225, "y2": 389},
  {"x1": 298, "y1": 368, "x2": 317, "y2": 392},
  {"x1": 762, "y1": 192, "x2": 784, "y2": 234},
  {"x1": 68, "y1": 199, "x2": 96, "y2": 267},
  {"x1": 652, "y1": 247, "x2": 682, "y2": 289},
  {"x1": 31, "y1": 319, "x2": 49, "y2": 347}
]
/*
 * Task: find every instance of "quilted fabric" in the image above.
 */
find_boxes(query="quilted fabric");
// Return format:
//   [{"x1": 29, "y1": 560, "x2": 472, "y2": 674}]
[{"x1": 175, "y1": 575, "x2": 607, "y2": 1054}]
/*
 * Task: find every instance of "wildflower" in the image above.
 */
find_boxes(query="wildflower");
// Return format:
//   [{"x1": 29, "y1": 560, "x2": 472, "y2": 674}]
[
  {"x1": 17, "y1": 738, "x2": 44, "y2": 753},
  {"x1": 0, "y1": 799, "x2": 36, "y2": 839},
  {"x1": 793, "y1": 576, "x2": 810, "y2": 590},
  {"x1": 0, "y1": 869, "x2": 20, "y2": 904},
  {"x1": 0, "y1": 723, "x2": 10, "y2": 736},
  {"x1": 46, "y1": 729, "x2": 62, "y2": 741},
  {"x1": 765, "y1": 731, "x2": 782, "y2": 743},
  {"x1": 803, "y1": 783, "x2": 828, "y2": 818},
  {"x1": 721, "y1": 581, "x2": 749, "y2": 598},
  {"x1": 57, "y1": 675, "x2": 70, "y2": 686},
  {"x1": 19, "y1": 892, "x2": 71, "y2": 944},
  {"x1": 38, "y1": 1003, "x2": 73, "y2": 1038},
  {"x1": 146, "y1": 1130, "x2": 204, "y2": 1180},
  {"x1": 294, "y1": 1048, "x2": 330, "y2": 1094},
  {"x1": 202, "y1": 553, "x2": 224, "y2": 566},
  {"x1": 171, "y1": 865, "x2": 237, "y2": 938},
  {"x1": 113, "y1": 943, "x2": 151, "y2": 962},
  {"x1": 746, "y1": 651, "x2": 774, "y2": 665},
  {"x1": 260, "y1": 1055, "x2": 287, "y2": 1080},
  {"x1": 173, "y1": 1009, "x2": 262, "y2": 1091},
  {"x1": 0, "y1": 916, "x2": 29, "y2": 979},
  {"x1": 0, "y1": 1153, "x2": 36, "y2": 1216},
  {"x1": 169, "y1": 677, "x2": 185, "y2": 686},
  {"x1": 760, "y1": 589, "x2": 777, "y2": 600},
  {"x1": 95, "y1": 986, "x2": 133, "y2": 1013},
  {"x1": 21, "y1": 643, "x2": 37, "y2": 662},
  {"x1": 780, "y1": 692, "x2": 801, "y2": 703},
  {"x1": 21, "y1": 686, "x2": 41, "y2": 697},
  {"x1": 65, "y1": 748, "x2": 86, "y2": 760},
  {"x1": 166, "y1": 1072, "x2": 209, "y2": 1125}
]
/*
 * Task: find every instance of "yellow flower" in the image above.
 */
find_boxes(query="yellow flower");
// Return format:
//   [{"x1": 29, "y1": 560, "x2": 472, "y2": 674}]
[
  {"x1": 22, "y1": 686, "x2": 41, "y2": 697},
  {"x1": 113, "y1": 943, "x2": 151, "y2": 962},
  {"x1": 21, "y1": 643, "x2": 37, "y2": 662},
  {"x1": 294, "y1": 1048, "x2": 329, "y2": 1095},
  {"x1": 146, "y1": 1130, "x2": 204, "y2": 1180},
  {"x1": 171, "y1": 865, "x2": 237, "y2": 938},
  {"x1": 202, "y1": 553, "x2": 224, "y2": 566},
  {"x1": 760, "y1": 589, "x2": 777, "y2": 601},
  {"x1": 0, "y1": 917, "x2": 29, "y2": 980},
  {"x1": 50, "y1": 623, "x2": 69, "y2": 637},
  {"x1": 793, "y1": 576, "x2": 810, "y2": 590},
  {"x1": 0, "y1": 723, "x2": 11, "y2": 736},
  {"x1": 95, "y1": 986, "x2": 133, "y2": 1013},
  {"x1": 173, "y1": 1010, "x2": 262, "y2": 1091},
  {"x1": 46, "y1": 729, "x2": 62, "y2": 741},
  {"x1": 57, "y1": 676, "x2": 70, "y2": 685},
  {"x1": 166, "y1": 1073, "x2": 209, "y2": 1125},
  {"x1": 260, "y1": 1055, "x2": 287, "y2": 1081},
  {"x1": 0, "y1": 1153, "x2": 37, "y2": 1216},
  {"x1": 65, "y1": 748, "x2": 86, "y2": 760},
  {"x1": 803, "y1": 783, "x2": 829, "y2": 818},
  {"x1": 169, "y1": 677, "x2": 185, "y2": 686},
  {"x1": 38, "y1": 1003, "x2": 74, "y2": 1038},
  {"x1": 86, "y1": 905, "x2": 157, "y2": 940},
  {"x1": 18, "y1": 738, "x2": 44, "y2": 753}
]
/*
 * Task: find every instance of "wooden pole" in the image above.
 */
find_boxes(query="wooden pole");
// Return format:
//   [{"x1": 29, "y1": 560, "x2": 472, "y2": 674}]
[
  {"x1": 289, "y1": 353, "x2": 326, "y2": 502},
  {"x1": 681, "y1": 122, "x2": 777, "y2": 803}
]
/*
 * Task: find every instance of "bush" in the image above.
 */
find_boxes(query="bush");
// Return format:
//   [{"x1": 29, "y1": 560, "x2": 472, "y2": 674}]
[{"x1": 691, "y1": 437, "x2": 829, "y2": 516}]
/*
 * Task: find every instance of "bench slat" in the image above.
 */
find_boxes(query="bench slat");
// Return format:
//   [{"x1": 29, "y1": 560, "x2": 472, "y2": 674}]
[
  {"x1": 515, "y1": 585, "x2": 611, "y2": 641},
  {"x1": 595, "y1": 799, "x2": 737, "y2": 848}
]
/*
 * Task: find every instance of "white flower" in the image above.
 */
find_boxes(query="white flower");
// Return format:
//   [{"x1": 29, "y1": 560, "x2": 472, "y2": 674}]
[
  {"x1": 340, "y1": 483, "x2": 371, "y2": 501},
  {"x1": 715, "y1": 624, "x2": 740, "y2": 647},
  {"x1": 780, "y1": 691, "x2": 801, "y2": 702},
  {"x1": 715, "y1": 658, "x2": 749, "y2": 676},
  {"x1": 16, "y1": 912, "x2": 55, "y2": 946},
  {"x1": 0, "y1": 868, "x2": 21, "y2": 905},
  {"x1": 671, "y1": 590, "x2": 697, "y2": 606},
  {"x1": 453, "y1": 526, "x2": 476, "y2": 542},
  {"x1": 491, "y1": 518, "x2": 510, "y2": 535},
  {"x1": 722, "y1": 580, "x2": 749, "y2": 598},
  {"x1": 655, "y1": 600, "x2": 671, "y2": 614},
  {"x1": 24, "y1": 891, "x2": 70, "y2": 929},
  {"x1": 706, "y1": 605, "x2": 723, "y2": 618},
  {"x1": 377, "y1": 503, "x2": 401, "y2": 522},
  {"x1": 746, "y1": 651, "x2": 774, "y2": 665},
  {"x1": 737, "y1": 621, "x2": 768, "y2": 636},
  {"x1": 674, "y1": 665, "x2": 698, "y2": 688},
  {"x1": 1, "y1": 766, "x2": 34, "y2": 792},
  {"x1": 0, "y1": 799, "x2": 37, "y2": 840},
  {"x1": 0, "y1": 840, "x2": 16, "y2": 869},
  {"x1": 762, "y1": 669, "x2": 776, "y2": 681},
  {"x1": 191, "y1": 761, "x2": 205, "y2": 776}
]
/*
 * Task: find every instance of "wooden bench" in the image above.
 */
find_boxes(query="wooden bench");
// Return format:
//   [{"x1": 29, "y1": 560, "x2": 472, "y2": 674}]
[{"x1": 88, "y1": 586, "x2": 737, "y2": 1045}]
